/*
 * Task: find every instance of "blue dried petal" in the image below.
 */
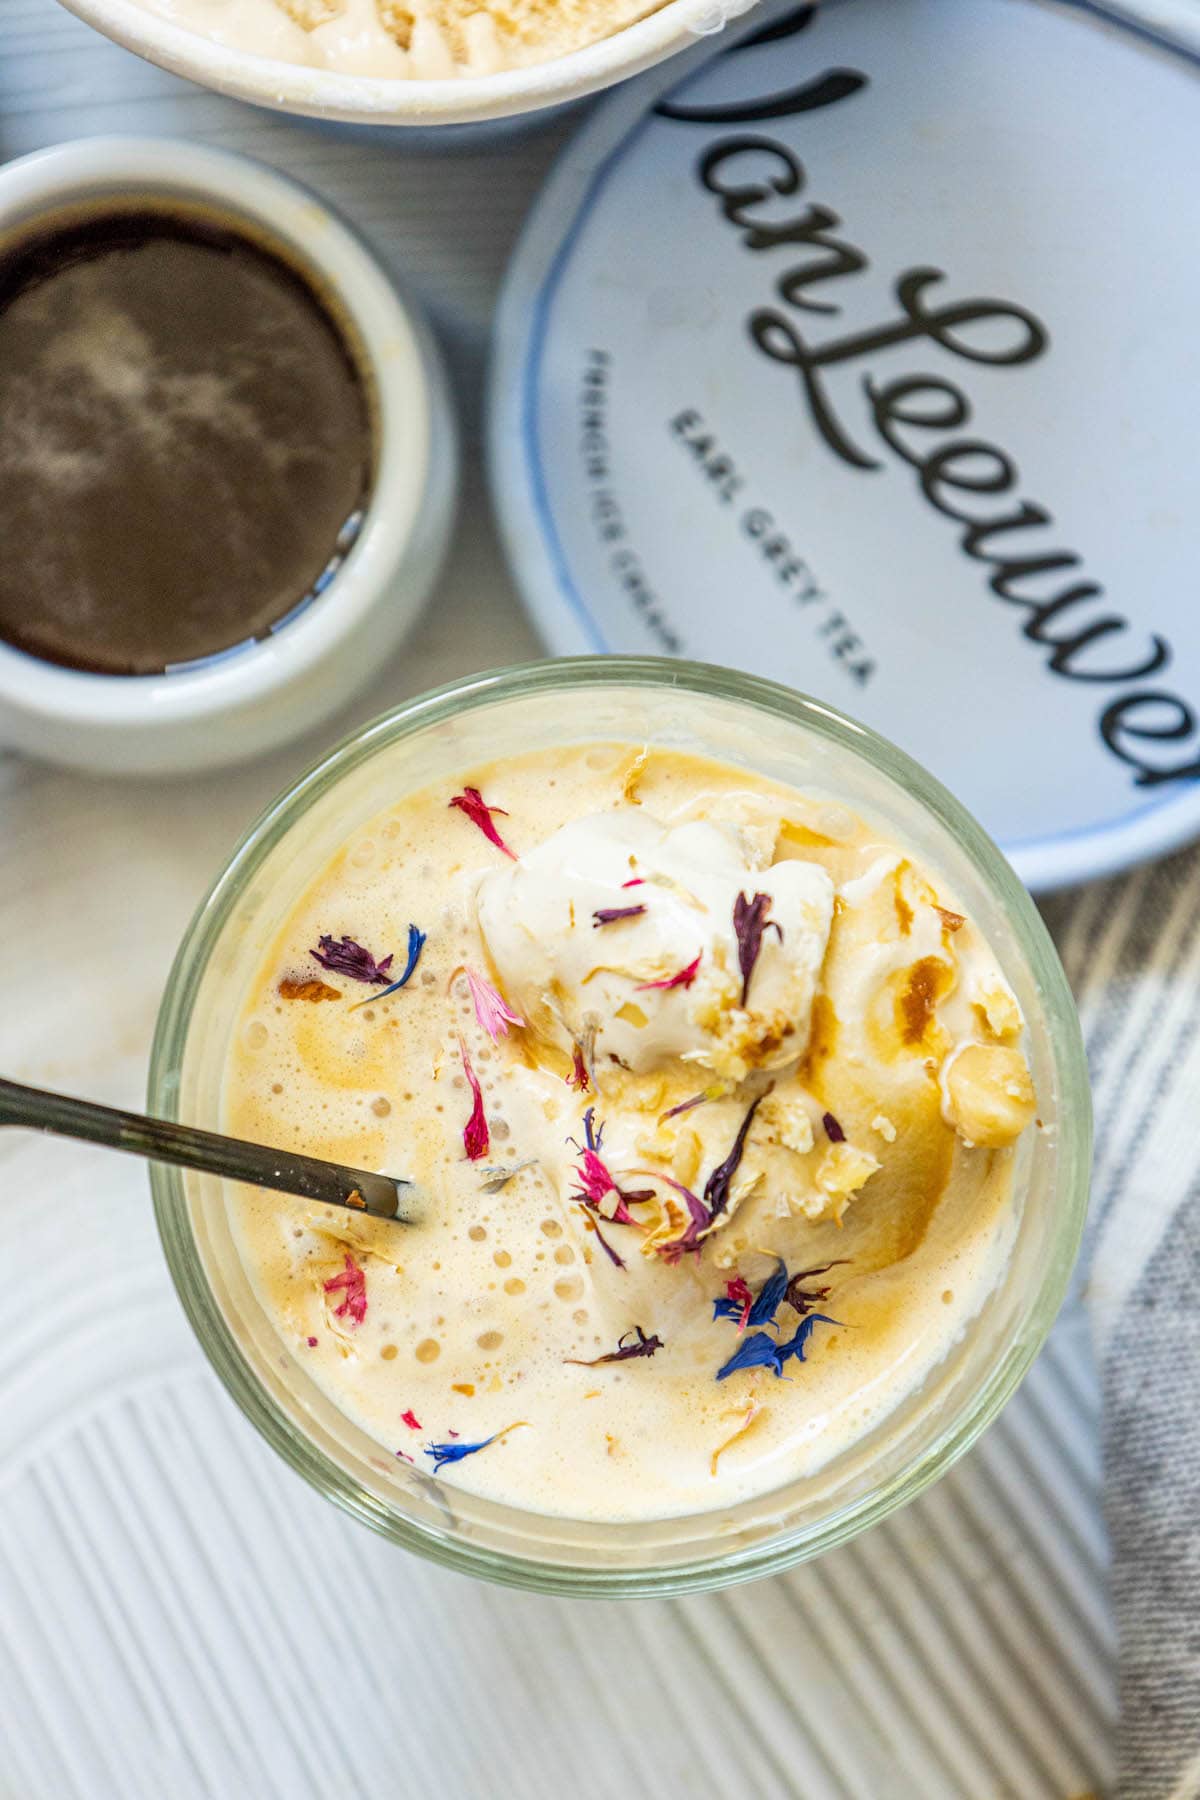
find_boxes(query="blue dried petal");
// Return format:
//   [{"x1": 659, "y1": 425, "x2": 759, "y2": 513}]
[
  {"x1": 716, "y1": 1314, "x2": 840, "y2": 1381},
  {"x1": 747, "y1": 1257, "x2": 790, "y2": 1328},
  {"x1": 712, "y1": 1257, "x2": 788, "y2": 1329},
  {"x1": 716, "y1": 1331, "x2": 785, "y2": 1380},
  {"x1": 364, "y1": 923, "x2": 426, "y2": 1003},
  {"x1": 777, "y1": 1314, "x2": 841, "y2": 1367},
  {"x1": 425, "y1": 1429, "x2": 505, "y2": 1473}
]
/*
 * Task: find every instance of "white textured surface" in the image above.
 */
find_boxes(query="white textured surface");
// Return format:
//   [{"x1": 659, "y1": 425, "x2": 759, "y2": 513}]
[{"x1": 0, "y1": 7, "x2": 1114, "y2": 1796}]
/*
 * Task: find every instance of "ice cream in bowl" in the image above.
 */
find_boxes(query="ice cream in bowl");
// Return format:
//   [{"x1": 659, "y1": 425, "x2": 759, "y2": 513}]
[
  {"x1": 55, "y1": 0, "x2": 751, "y2": 126},
  {"x1": 150, "y1": 658, "x2": 1090, "y2": 1593}
]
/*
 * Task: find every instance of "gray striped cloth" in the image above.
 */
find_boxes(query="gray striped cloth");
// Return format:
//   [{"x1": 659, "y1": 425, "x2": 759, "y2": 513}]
[{"x1": 1043, "y1": 844, "x2": 1200, "y2": 1800}]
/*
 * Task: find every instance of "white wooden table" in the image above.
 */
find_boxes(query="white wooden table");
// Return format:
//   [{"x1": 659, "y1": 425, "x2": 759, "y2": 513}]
[{"x1": 0, "y1": 8, "x2": 1115, "y2": 1795}]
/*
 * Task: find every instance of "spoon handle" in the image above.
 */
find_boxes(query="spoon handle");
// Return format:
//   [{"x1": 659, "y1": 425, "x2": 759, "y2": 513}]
[{"x1": 0, "y1": 1076, "x2": 406, "y2": 1220}]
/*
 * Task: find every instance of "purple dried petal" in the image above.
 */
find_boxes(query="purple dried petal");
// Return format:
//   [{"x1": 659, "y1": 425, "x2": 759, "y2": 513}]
[
  {"x1": 592, "y1": 905, "x2": 647, "y2": 927},
  {"x1": 659, "y1": 1089, "x2": 712, "y2": 1123},
  {"x1": 652, "y1": 1174, "x2": 711, "y2": 1264},
  {"x1": 784, "y1": 1262, "x2": 847, "y2": 1317},
  {"x1": 579, "y1": 1207, "x2": 626, "y2": 1269},
  {"x1": 311, "y1": 934, "x2": 394, "y2": 985},
  {"x1": 565, "y1": 1327, "x2": 663, "y2": 1366},
  {"x1": 703, "y1": 1094, "x2": 764, "y2": 1222},
  {"x1": 822, "y1": 1111, "x2": 845, "y2": 1143},
  {"x1": 732, "y1": 891, "x2": 783, "y2": 1006}
]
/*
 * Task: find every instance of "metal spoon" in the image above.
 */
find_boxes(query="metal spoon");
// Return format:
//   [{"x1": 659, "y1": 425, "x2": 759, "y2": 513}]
[{"x1": 0, "y1": 1076, "x2": 410, "y2": 1220}]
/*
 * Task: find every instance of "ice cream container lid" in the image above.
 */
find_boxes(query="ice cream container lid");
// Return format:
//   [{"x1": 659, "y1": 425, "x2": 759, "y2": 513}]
[{"x1": 489, "y1": 0, "x2": 1200, "y2": 891}]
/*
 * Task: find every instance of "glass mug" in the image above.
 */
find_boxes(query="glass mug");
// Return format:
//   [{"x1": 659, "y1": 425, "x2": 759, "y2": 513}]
[{"x1": 149, "y1": 658, "x2": 1091, "y2": 1596}]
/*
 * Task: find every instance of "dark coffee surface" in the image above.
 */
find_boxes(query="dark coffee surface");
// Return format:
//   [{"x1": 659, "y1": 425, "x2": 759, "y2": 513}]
[{"x1": 0, "y1": 209, "x2": 373, "y2": 675}]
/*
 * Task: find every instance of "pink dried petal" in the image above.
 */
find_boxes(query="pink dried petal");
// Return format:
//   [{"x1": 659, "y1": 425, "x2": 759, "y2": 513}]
[
  {"x1": 463, "y1": 967, "x2": 525, "y2": 1041},
  {"x1": 725, "y1": 1276, "x2": 754, "y2": 1333},
  {"x1": 636, "y1": 953, "x2": 702, "y2": 993},
  {"x1": 567, "y1": 1043, "x2": 590, "y2": 1091},
  {"x1": 459, "y1": 1038, "x2": 490, "y2": 1161},
  {"x1": 570, "y1": 1111, "x2": 654, "y2": 1226},
  {"x1": 449, "y1": 787, "x2": 516, "y2": 860},
  {"x1": 322, "y1": 1252, "x2": 367, "y2": 1325},
  {"x1": 401, "y1": 1409, "x2": 421, "y2": 1430}
]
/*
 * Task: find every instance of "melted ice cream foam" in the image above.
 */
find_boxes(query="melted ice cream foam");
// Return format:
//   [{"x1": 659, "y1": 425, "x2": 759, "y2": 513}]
[
  {"x1": 132, "y1": 0, "x2": 671, "y2": 78},
  {"x1": 224, "y1": 743, "x2": 1037, "y2": 1522}
]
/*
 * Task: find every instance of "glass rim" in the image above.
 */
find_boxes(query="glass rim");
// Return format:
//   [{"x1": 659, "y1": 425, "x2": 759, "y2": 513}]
[{"x1": 149, "y1": 654, "x2": 1092, "y2": 1597}]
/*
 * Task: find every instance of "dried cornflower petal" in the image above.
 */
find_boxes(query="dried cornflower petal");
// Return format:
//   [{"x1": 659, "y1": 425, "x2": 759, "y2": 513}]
[
  {"x1": 425, "y1": 1421, "x2": 528, "y2": 1473},
  {"x1": 703, "y1": 1094, "x2": 764, "y2": 1222},
  {"x1": 715, "y1": 1313, "x2": 838, "y2": 1380},
  {"x1": 713, "y1": 1275, "x2": 754, "y2": 1332},
  {"x1": 311, "y1": 934, "x2": 394, "y2": 985},
  {"x1": 449, "y1": 786, "x2": 516, "y2": 860},
  {"x1": 636, "y1": 953, "x2": 701, "y2": 993},
  {"x1": 306, "y1": 1335, "x2": 319, "y2": 1347},
  {"x1": 621, "y1": 878, "x2": 646, "y2": 889},
  {"x1": 463, "y1": 966, "x2": 525, "y2": 1040},
  {"x1": 593, "y1": 905, "x2": 647, "y2": 927},
  {"x1": 322, "y1": 1252, "x2": 367, "y2": 1325},
  {"x1": 732, "y1": 891, "x2": 783, "y2": 1005},
  {"x1": 279, "y1": 977, "x2": 341, "y2": 1003},
  {"x1": 776, "y1": 1313, "x2": 840, "y2": 1366},
  {"x1": 565, "y1": 1327, "x2": 663, "y2": 1366},
  {"x1": 570, "y1": 1110, "x2": 654, "y2": 1224},
  {"x1": 350, "y1": 923, "x2": 425, "y2": 1009},
  {"x1": 568, "y1": 1044, "x2": 590, "y2": 1092},
  {"x1": 716, "y1": 1330, "x2": 784, "y2": 1380},
  {"x1": 713, "y1": 1257, "x2": 789, "y2": 1331},
  {"x1": 459, "y1": 1038, "x2": 489, "y2": 1161},
  {"x1": 822, "y1": 1111, "x2": 845, "y2": 1143},
  {"x1": 401, "y1": 1409, "x2": 421, "y2": 1430}
]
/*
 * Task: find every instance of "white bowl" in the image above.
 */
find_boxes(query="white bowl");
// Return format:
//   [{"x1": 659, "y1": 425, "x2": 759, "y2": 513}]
[
  {"x1": 0, "y1": 137, "x2": 458, "y2": 776},
  {"x1": 54, "y1": 0, "x2": 755, "y2": 127}
]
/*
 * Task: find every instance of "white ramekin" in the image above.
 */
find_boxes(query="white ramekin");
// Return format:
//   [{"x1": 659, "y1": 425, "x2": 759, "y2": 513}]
[
  {"x1": 53, "y1": 0, "x2": 755, "y2": 127},
  {"x1": 0, "y1": 137, "x2": 458, "y2": 776}
]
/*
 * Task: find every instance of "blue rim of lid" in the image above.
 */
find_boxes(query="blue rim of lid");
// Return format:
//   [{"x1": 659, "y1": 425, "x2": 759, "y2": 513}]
[{"x1": 489, "y1": 0, "x2": 1200, "y2": 893}]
